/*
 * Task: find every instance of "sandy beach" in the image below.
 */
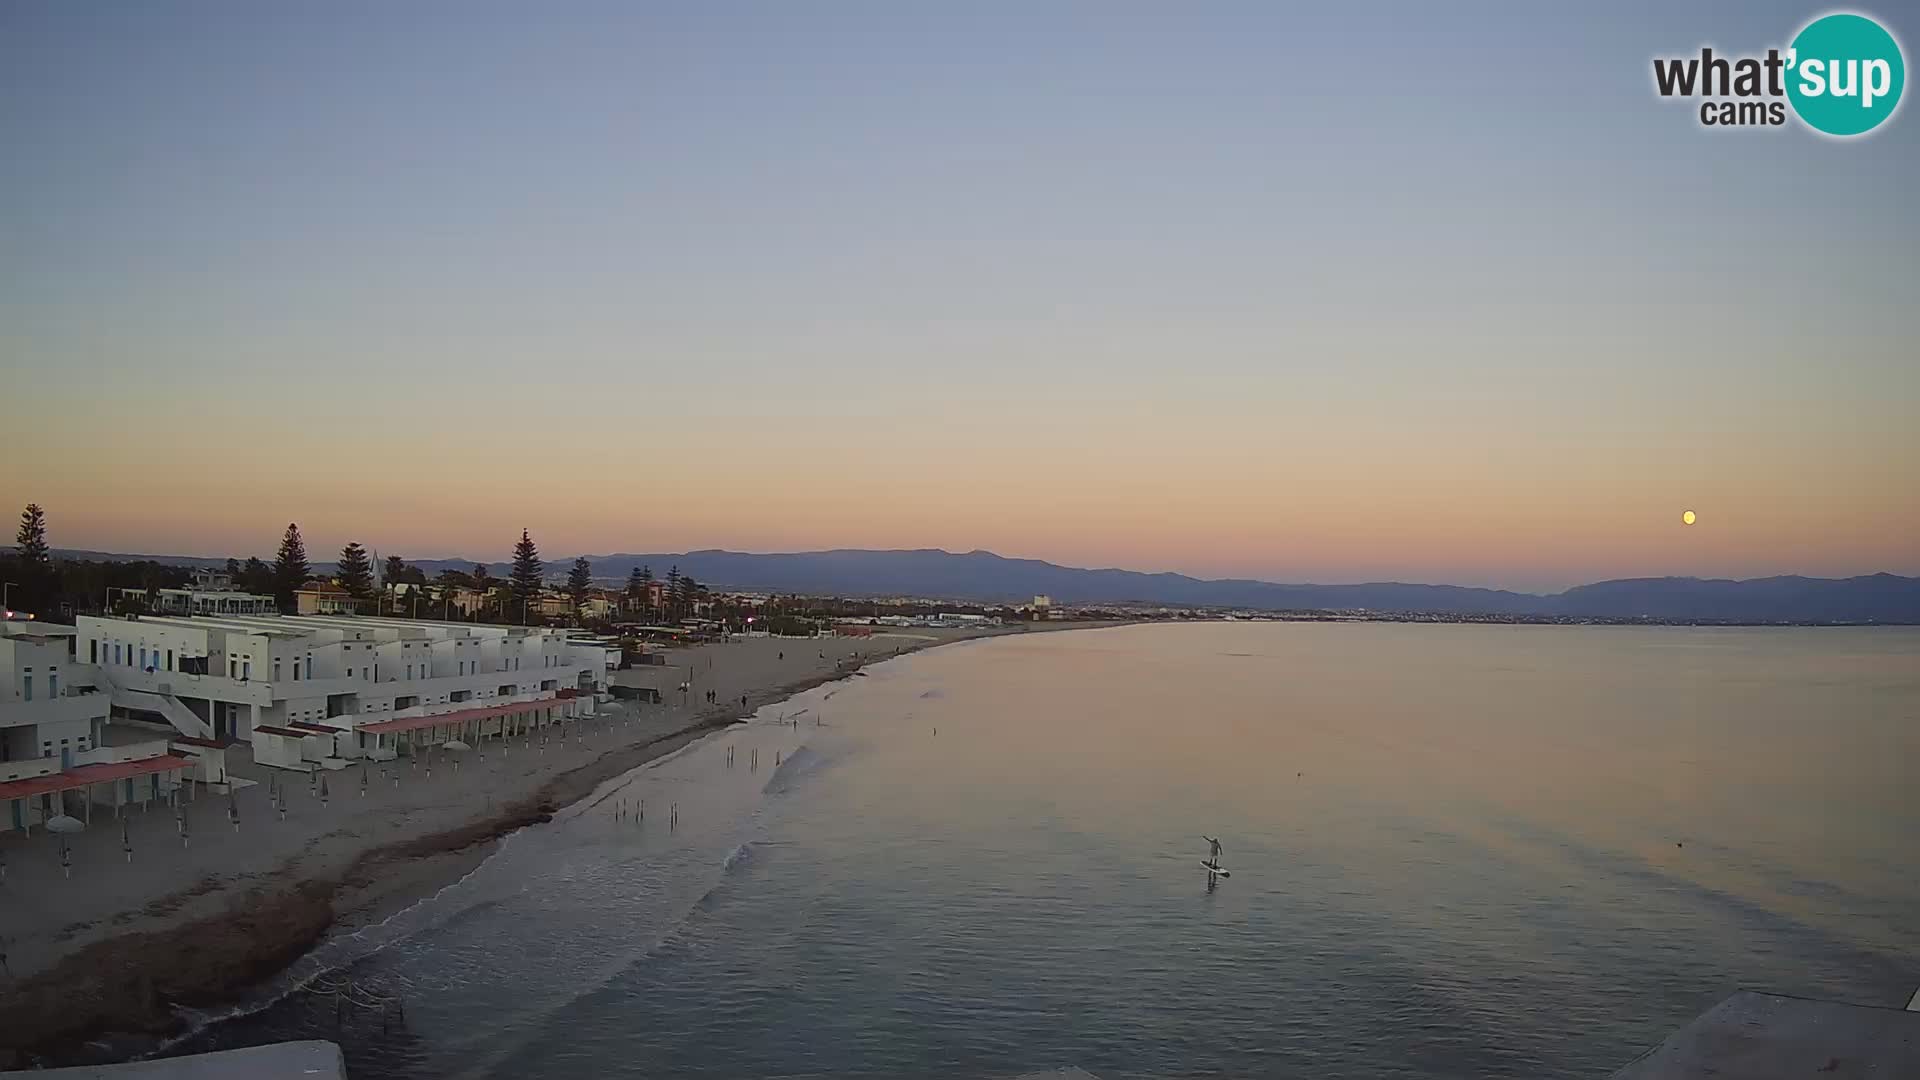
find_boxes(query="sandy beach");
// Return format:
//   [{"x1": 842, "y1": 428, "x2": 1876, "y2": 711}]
[{"x1": 0, "y1": 625, "x2": 1085, "y2": 1065}]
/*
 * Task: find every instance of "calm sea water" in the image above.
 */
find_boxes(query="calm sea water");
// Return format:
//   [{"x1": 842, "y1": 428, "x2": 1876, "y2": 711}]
[{"x1": 174, "y1": 623, "x2": 1920, "y2": 1078}]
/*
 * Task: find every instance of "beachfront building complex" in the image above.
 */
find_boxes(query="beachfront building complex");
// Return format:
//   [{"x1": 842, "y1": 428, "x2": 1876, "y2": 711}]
[
  {"x1": 3, "y1": 610, "x2": 614, "y2": 834},
  {"x1": 68, "y1": 613, "x2": 610, "y2": 767}
]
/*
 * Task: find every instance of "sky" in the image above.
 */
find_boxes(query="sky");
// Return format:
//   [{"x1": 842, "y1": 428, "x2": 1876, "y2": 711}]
[{"x1": 2, "y1": 2, "x2": 1916, "y2": 592}]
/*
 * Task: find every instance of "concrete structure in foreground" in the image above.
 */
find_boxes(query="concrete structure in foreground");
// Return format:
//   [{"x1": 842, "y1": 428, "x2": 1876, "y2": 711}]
[
  {"x1": 1611, "y1": 990, "x2": 1920, "y2": 1079},
  {"x1": 0, "y1": 1039, "x2": 345, "y2": 1079}
]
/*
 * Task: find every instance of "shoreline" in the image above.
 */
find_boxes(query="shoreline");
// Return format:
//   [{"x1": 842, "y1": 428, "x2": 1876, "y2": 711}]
[{"x1": 0, "y1": 622, "x2": 1121, "y2": 1067}]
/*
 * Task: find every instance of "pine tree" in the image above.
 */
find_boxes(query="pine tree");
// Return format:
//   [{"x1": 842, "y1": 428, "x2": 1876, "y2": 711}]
[
  {"x1": 384, "y1": 555, "x2": 405, "y2": 587},
  {"x1": 676, "y1": 573, "x2": 699, "y2": 617},
  {"x1": 273, "y1": 523, "x2": 310, "y2": 612},
  {"x1": 509, "y1": 530, "x2": 543, "y2": 624},
  {"x1": 625, "y1": 565, "x2": 646, "y2": 614},
  {"x1": 225, "y1": 557, "x2": 241, "y2": 578},
  {"x1": 568, "y1": 557, "x2": 593, "y2": 618},
  {"x1": 665, "y1": 565, "x2": 680, "y2": 620},
  {"x1": 10, "y1": 503, "x2": 53, "y2": 615},
  {"x1": 640, "y1": 565, "x2": 654, "y2": 620},
  {"x1": 15, "y1": 504, "x2": 50, "y2": 565},
  {"x1": 338, "y1": 542, "x2": 374, "y2": 601}
]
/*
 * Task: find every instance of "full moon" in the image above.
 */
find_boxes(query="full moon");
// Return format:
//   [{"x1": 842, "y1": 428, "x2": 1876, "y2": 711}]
[{"x1": 1682, "y1": 510, "x2": 1697, "y2": 525}]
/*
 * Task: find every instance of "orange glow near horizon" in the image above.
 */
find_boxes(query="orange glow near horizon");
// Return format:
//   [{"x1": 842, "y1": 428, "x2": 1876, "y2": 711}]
[
  {"x1": 6, "y1": 398, "x2": 1915, "y2": 593},
  {"x1": 5, "y1": 7, "x2": 1916, "y2": 593}
]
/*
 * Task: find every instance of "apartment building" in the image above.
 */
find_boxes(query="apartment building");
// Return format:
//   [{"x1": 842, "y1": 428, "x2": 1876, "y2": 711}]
[
  {"x1": 1, "y1": 621, "x2": 190, "y2": 833},
  {"x1": 72, "y1": 612, "x2": 609, "y2": 767}
]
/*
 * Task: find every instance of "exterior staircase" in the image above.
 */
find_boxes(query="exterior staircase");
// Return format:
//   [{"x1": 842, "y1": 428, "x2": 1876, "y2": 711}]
[{"x1": 98, "y1": 674, "x2": 216, "y2": 740}]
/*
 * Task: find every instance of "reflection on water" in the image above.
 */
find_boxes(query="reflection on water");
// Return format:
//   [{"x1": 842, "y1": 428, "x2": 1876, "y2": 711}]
[{"x1": 176, "y1": 624, "x2": 1920, "y2": 1079}]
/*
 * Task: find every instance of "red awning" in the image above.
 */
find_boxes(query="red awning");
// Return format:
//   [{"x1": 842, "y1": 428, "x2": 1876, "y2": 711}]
[
  {"x1": 0, "y1": 753, "x2": 189, "y2": 802},
  {"x1": 254, "y1": 725, "x2": 320, "y2": 738},
  {"x1": 356, "y1": 697, "x2": 566, "y2": 736},
  {"x1": 0, "y1": 772, "x2": 71, "y2": 802}
]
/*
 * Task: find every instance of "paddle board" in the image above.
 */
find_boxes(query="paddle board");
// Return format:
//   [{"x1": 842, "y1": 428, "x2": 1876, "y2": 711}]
[{"x1": 1200, "y1": 861, "x2": 1231, "y2": 878}]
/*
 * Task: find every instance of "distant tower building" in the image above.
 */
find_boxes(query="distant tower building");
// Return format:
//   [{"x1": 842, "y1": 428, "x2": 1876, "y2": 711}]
[{"x1": 1031, "y1": 595, "x2": 1052, "y2": 621}]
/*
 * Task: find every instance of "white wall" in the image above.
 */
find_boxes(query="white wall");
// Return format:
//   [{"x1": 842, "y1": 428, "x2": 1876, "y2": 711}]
[{"x1": 77, "y1": 617, "x2": 212, "y2": 678}]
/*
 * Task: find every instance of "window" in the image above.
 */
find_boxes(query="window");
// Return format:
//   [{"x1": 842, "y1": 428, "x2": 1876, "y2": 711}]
[
  {"x1": 406, "y1": 664, "x2": 413, "y2": 680},
  {"x1": 139, "y1": 647, "x2": 147, "y2": 669},
  {"x1": 166, "y1": 649, "x2": 174, "y2": 671},
  {"x1": 22, "y1": 675, "x2": 32, "y2": 702},
  {"x1": 229, "y1": 658, "x2": 238, "y2": 678},
  {"x1": 48, "y1": 672, "x2": 59, "y2": 697},
  {"x1": 275, "y1": 661, "x2": 283, "y2": 681},
  {"x1": 306, "y1": 657, "x2": 313, "y2": 679},
  {"x1": 90, "y1": 640, "x2": 99, "y2": 663},
  {"x1": 114, "y1": 643, "x2": 122, "y2": 665},
  {"x1": 242, "y1": 661, "x2": 251, "y2": 680}
]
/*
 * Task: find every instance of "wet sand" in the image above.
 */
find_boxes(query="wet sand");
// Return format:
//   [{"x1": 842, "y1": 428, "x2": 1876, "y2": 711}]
[{"x1": 0, "y1": 625, "x2": 1103, "y2": 1065}]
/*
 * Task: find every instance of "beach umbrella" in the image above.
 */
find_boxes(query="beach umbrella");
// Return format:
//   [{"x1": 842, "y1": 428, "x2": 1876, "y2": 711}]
[
  {"x1": 443, "y1": 739, "x2": 471, "y2": 752},
  {"x1": 46, "y1": 814, "x2": 85, "y2": 834}
]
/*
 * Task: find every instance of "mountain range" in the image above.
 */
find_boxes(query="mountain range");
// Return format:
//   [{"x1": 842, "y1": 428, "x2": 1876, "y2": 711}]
[{"x1": 24, "y1": 546, "x2": 1920, "y2": 623}]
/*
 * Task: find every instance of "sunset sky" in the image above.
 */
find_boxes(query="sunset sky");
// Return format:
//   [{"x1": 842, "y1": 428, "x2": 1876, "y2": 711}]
[{"x1": 3, "y1": 3, "x2": 1915, "y2": 592}]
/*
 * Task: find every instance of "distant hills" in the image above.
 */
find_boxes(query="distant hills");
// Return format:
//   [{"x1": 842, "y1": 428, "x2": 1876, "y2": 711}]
[{"x1": 29, "y1": 545, "x2": 1919, "y2": 623}]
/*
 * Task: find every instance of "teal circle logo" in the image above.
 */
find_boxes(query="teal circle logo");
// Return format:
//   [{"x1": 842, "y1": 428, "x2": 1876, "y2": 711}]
[{"x1": 1786, "y1": 13, "x2": 1905, "y2": 136}]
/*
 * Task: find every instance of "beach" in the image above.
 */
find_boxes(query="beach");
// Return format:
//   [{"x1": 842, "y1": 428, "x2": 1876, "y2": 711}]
[{"x1": 0, "y1": 625, "x2": 1078, "y2": 1066}]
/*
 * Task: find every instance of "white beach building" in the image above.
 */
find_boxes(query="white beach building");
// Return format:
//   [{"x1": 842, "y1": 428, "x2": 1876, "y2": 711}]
[
  {"x1": 108, "y1": 568, "x2": 277, "y2": 618},
  {"x1": 68, "y1": 613, "x2": 611, "y2": 769},
  {"x1": 1, "y1": 621, "x2": 191, "y2": 833}
]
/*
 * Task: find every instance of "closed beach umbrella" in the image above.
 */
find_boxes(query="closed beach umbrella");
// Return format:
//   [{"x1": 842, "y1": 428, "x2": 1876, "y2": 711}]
[{"x1": 46, "y1": 814, "x2": 85, "y2": 834}]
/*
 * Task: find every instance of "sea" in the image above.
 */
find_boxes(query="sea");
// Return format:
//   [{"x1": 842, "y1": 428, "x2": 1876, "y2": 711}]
[{"x1": 169, "y1": 622, "x2": 1920, "y2": 1078}]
